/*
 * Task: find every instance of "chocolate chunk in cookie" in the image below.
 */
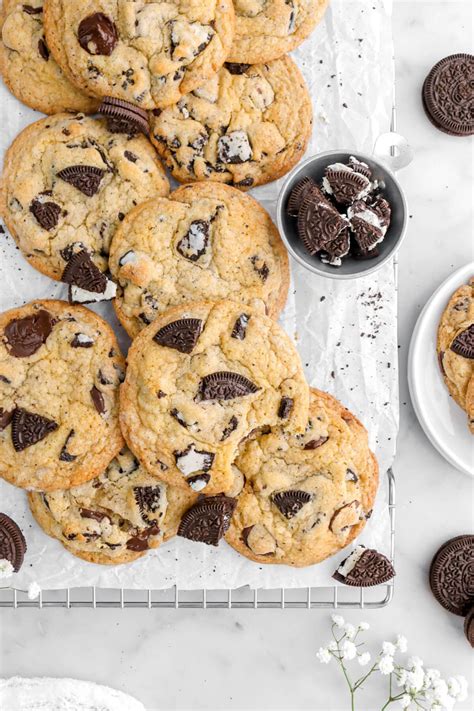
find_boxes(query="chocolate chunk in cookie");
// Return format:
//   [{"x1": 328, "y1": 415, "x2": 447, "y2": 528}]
[
  {"x1": 4, "y1": 309, "x2": 54, "y2": 358},
  {"x1": 278, "y1": 396, "x2": 294, "y2": 419},
  {"x1": 153, "y1": 318, "x2": 203, "y2": 354},
  {"x1": 11, "y1": 407, "x2": 58, "y2": 452},
  {"x1": 178, "y1": 495, "x2": 236, "y2": 546},
  {"x1": 90, "y1": 386, "x2": 105, "y2": 414},
  {"x1": 78, "y1": 13, "x2": 118, "y2": 56},
  {"x1": 197, "y1": 372, "x2": 259, "y2": 401},
  {"x1": 0, "y1": 513, "x2": 27, "y2": 572}
]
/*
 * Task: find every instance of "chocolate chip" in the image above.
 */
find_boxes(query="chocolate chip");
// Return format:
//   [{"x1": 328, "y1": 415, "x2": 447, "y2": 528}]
[
  {"x1": 57, "y1": 165, "x2": 105, "y2": 197},
  {"x1": 126, "y1": 524, "x2": 160, "y2": 552},
  {"x1": 231, "y1": 314, "x2": 250, "y2": 340},
  {"x1": 176, "y1": 220, "x2": 210, "y2": 262},
  {"x1": 234, "y1": 176, "x2": 254, "y2": 187},
  {"x1": 62, "y1": 250, "x2": 107, "y2": 293},
  {"x1": 78, "y1": 13, "x2": 118, "y2": 56},
  {"x1": 438, "y1": 351, "x2": 446, "y2": 376},
  {"x1": 272, "y1": 490, "x2": 312, "y2": 519},
  {"x1": 90, "y1": 386, "x2": 105, "y2": 414},
  {"x1": 59, "y1": 429, "x2": 77, "y2": 462},
  {"x1": 0, "y1": 409, "x2": 13, "y2": 431},
  {"x1": 178, "y1": 496, "x2": 236, "y2": 546},
  {"x1": 71, "y1": 333, "x2": 94, "y2": 348},
  {"x1": 11, "y1": 407, "x2": 58, "y2": 452},
  {"x1": 250, "y1": 255, "x2": 269, "y2": 282},
  {"x1": 450, "y1": 324, "x2": 474, "y2": 359},
  {"x1": 124, "y1": 150, "x2": 138, "y2": 163},
  {"x1": 38, "y1": 38, "x2": 49, "y2": 60},
  {"x1": 225, "y1": 63, "x2": 250, "y2": 75},
  {"x1": 0, "y1": 513, "x2": 27, "y2": 572},
  {"x1": 304, "y1": 436, "x2": 328, "y2": 450},
  {"x1": 0, "y1": 375, "x2": 10, "y2": 384},
  {"x1": 134, "y1": 486, "x2": 162, "y2": 522},
  {"x1": 278, "y1": 397, "x2": 294, "y2": 419},
  {"x1": 221, "y1": 415, "x2": 238, "y2": 441},
  {"x1": 153, "y1": 318, "x2": 202, "y2": 354},
  {"x1": 197, "y1": 372, "x2": 259, "y2": 401},
  {"x1": 157, "y1": 390, "x2": 166, "y2": 399},
  {"x1": 30, "y1": 198, "x2": 61, "y2": 231},
  {"x1": 4, "y1": 309, "x2": 54, "y2": 358}
]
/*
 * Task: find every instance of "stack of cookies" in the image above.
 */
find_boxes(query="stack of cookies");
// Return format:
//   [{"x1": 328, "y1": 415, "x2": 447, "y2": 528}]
[{"x1": 0, "y1": 1, "x2": 386, "y2": 577}]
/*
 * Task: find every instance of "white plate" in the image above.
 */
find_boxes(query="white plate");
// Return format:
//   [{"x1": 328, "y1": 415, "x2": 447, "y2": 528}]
[{"x1": 408, "y1": 263, "x2": 474, "y2": 476}]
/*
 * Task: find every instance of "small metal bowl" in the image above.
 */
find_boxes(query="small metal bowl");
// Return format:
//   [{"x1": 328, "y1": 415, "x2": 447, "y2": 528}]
[{"x1": 276, "y1": 149, "x2": 409, "y2": 279}]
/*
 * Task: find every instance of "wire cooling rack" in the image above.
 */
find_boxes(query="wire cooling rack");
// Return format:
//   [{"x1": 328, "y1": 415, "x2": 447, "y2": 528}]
[{"x1": 0, "y1": 469, "x2": 395, "y2": 610}]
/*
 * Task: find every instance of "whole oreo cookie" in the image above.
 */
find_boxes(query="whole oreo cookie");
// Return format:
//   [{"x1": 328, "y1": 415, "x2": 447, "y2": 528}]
[
  {"x1": 0, "y1": 513, "x2": 27, "y2": 572},
  {"x1": 429, "y1": 535, "x2": 474, "y2": 616},
  {"x1": 422, "y1": 54, "x2": 474, "y2": 136}
]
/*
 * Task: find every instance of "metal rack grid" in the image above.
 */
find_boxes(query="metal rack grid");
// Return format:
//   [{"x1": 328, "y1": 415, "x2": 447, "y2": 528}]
[{"x1": 0, "y1": 469, "x2": 395, "y2": 610}]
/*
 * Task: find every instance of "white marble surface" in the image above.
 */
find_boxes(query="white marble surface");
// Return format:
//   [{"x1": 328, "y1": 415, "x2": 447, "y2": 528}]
[{"x1": 0, "y1": 2, "x2": 473, "y2": 709}]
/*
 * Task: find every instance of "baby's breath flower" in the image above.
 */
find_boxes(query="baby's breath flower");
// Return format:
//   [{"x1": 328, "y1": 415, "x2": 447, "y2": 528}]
[
  {"x1": 358, "y1": 621, "x2": 370, "y2": 631},
  {"x1": 399, "y1": 694, "x2": 412, "y2": 709},
  {"x1": 341, "y1": 640, "x2": 357, "y2": 661},
  {"x1": 396, "y1": 634, "x2": 408, "y2": 652},
  {"x1": 407, "y1": 656, "x2": 424, "y2": 670},
  {"x1": 425, "y1": 668, "x2": 441, "y2": 685},
  {"x1": 405, "y1": 667, "x2": 424, "y2": 694},
  {"x1": 344, "y1": 623, "x2": 356, "y2": 639},
  {"x1": 316, "y1": 647, "x2": 331, "y2": 664},
  {"x1": 396, "y1": 668, "x2": 408, "y2": 687},
  {"x1": 327, "y1": 640, "x2": 337, "y2": 652},
  {"x1": 331, "y1": 614, "x2": 345, "y2": 628},
  {"x1": 378, "y1": 655, "x2": 394, "y2": 675},
  {"x1": 382, "y1": 641, "x2": 396, "y2": 656},
  {"x1": 358, "y1": 652, "x2": 371, "y2": 666},
  {"x1": 450, "y1": 676, "x2": 468, "y2": 701}
]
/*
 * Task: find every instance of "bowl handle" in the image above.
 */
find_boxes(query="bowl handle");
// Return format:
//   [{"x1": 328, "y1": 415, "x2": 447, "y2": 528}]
[{"x1": 372, "y1": 131, "x2": 414, "y2": 172}]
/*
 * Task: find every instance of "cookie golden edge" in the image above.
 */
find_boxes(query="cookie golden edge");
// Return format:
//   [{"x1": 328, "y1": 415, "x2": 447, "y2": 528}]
[
  {"x1": 0, "y1": 299, "x2": 125, "y2": 491},
  {"x1": 149, "y1": 55, "x2": 313, "y2": 190},
  {"x1": 110, "y1": 182, "x2": 290, "y2": 338},
  {"x1": 226, "y1": 0, "x2": 330, "y2": 65},
  {"x1": 44, "y1": 0, "x2": 236, "y2": 109},
  {"x1": 0, "y1": 113, "x2": 170, "y2": 282},
  {"x1": 225, "y1": 388, "x2": 379, "y2": 568}
]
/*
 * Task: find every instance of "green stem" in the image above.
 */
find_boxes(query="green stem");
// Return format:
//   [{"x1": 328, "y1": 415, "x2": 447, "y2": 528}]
[{"x1": 353, "y1": 663, "x2": 378, "y2": 691}]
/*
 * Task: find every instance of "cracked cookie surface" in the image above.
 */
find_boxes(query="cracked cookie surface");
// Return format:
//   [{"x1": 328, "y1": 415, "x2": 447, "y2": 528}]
[
  {"x1": 437, "y1": 277, "x2": 474, "y2": 433},
  {"x1": 110, "y1": 182, "x2": 289, "y2": 338},
  {"x1": 0, "y1": 0, "x2": 98, "y2": 114},
  {"x1": 29, "y1": 446, "x2": 197, "y2": 564},
  {"x1": 227, "y1": 0, "x2": 329, "y2": 64},
  {"x1": 150, "y1": 55, "x2": 312, "y2": 188},
  {"x1": 120, "y1": 300, "x2": 309, "y2": 496},
  {"x1": 0, "y1": 300, "x2": 124, "y2": 491},
  {"x1": 44, "y1": 0, "x2": 235, "y2": 110},
  {"x1": 226, "y1": 389, "x2": 379, "y2": 567},
  {"x1": 0, "y1": 113, "x2": 169, "y2": 281}
]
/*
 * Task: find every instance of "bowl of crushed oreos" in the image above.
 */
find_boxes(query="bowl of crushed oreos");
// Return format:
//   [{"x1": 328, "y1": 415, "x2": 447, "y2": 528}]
[{"x1": 276, "y1": 150, "x2": 408, "y2": 279}]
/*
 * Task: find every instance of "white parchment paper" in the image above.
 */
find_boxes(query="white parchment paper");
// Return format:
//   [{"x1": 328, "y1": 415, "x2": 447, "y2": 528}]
[{"x1": 0, "y1": 0, "x2": 397, "y2": 591}]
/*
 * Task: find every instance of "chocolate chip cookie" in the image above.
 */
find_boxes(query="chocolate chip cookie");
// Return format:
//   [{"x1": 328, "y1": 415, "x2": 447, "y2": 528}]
[
  {"x1": 109, "y1": 182, "x2": 289, "y2": 338},
  {"x1": 150, "y1": 55, "x2": 312, "y2": 188},
  {"x1": 227, "y1": 0, "x2": 329, "y2": 65},
  {"x1": 437, "y1": 277, "x2": 474, "y2": 433},
  {"x1": 0, "y1": 300, "x2": 124, "y2": 491},
  {"x1": 29, "y1": 447, "x2": 196, "y2": 564},
  {"x1": 226, "y1": 389, "x2": 378, "y2": 567},
  {"x1": 43, "y1": 0, "x2": 235, "y2": 110},
  {"x1": 0, "y1": 0, "x2": 98, "y2": 114},
  {"x1": 120, "y1": 300, "x2": 309, "y2": 496},
  {"x1": 0, "y1": 113, "x2": 169, "y2": 283}
]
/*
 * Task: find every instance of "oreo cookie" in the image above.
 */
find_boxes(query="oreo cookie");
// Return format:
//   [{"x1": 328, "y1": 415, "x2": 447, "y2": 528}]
[
  {"x1": 429, "y1": 535, "x2": 474, "y2": 616},
  {"x1": 422, "y1": 54, "x2": 474, "y2": 136},
  {"x1": 333, "y1": 545, "x2": 395, "y2": 587},
  {"x1": 98, "y1": 96, "x2": 149, "y2": 135},
  {"x1": 464, "y1": 605, "x2": 474, "y2": 647},
  {"x1": 0, "y1": 513, "x2": 27, "y2": 572}
]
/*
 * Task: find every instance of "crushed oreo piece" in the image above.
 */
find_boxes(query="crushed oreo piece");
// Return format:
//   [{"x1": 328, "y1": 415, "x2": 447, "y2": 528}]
[
  {"x1": 304, "y1": 436, "x2": 328, "y2": 450},
  {"x1": 333, "y1": 545, "x2": 395, "y2": 586},
  {"x1": 197, "y1": 372, "x2": 259, "y2": 401},
  {"x1": 174, "y1": 443, "x2": 214, "y2": 478},
  {"x1": 62, "y1": 250, "x2": 107, "y2": 293},
  {"x1": 176, "y1": 220, "x2": 210, "y2": 261},
  {"x1": 225, "y1": 62, "x2": 251, "y2": 75},
  {"x1": 186, "y1": 473, "x2": 211, "y2": 492},
  {"x1": 30, "y1": 198, "x2": 61, "y2": 231},
  {"x1": 178, "y1": 496, "x2": 236, "y2": 546},
  {"x1": 153, "y1": 318, "x2": 202, "y2": 354},
  {"x1": 278, "y1": 396, "x2": 294, "y2": 419},
  {"x1": 11, "y1": 407, "x2": 58, "y2": 452},
  {"x1": 0, "y1": 409, "x2": 13, "y2": 431},
  {"x1": 218, "y1": 131, "x2": 252, "y2": 164},
  {"x1": 59, "y1": 429, "x2": 77, "y2": 462},
  {"x1": 57, "y1": 165, "x2": 105, "y2": 197},
  {"x1": 450, "y1": 325, "x2": 474, "y2": 359},
  {"x1": 231, "y1": 314, "x2": 250, "y2": 340},
  {"x1": 272, "y1": 490, "x2": 312, "y2": 519},
  {"x1": 71, "y1": 333, "x2": 94, "y2": 348},
  {"x1": 221, "y1": 415, "x2": 238, "y2": 441}
]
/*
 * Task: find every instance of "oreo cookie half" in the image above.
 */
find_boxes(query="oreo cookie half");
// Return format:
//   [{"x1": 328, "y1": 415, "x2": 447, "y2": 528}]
[
  {"x1": 333, "y1": 545, "x2": 395, "y2": 587},
  {"x1": 0, "y1": 513, "x2": 27, "y2": 572}
]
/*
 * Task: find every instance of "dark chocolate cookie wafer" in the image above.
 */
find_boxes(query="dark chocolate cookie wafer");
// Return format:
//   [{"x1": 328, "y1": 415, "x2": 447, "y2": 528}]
[
  {"x1": 0, "y1": 513, "x2": 27, "y2": 572},
  {"x1": 333, "y1": 545, "x2": 395, "y2": 587},
  {"x1": 287, "y1": 176, "x2": 318, "y2": 217},
  {"x1": 98, "y1": 97, "x2": 149, "y2": 136},
  {"x1": 464, "y1": 605, "x2": 474, "y2": 647},
  {"x1": 429, "y1": 535, "x2": 474, "y2": 616},
  {"x1": 422, "y1": 54, "x2": 474, "y2": 136},
  {"x1": 297, "y1": 189, "x2": 348, "y2": 255}
]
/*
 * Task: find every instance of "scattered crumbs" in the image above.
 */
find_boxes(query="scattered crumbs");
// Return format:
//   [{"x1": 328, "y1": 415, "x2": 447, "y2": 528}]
[
  {"x1": 331, "y1": 370, "x2": 335, "y2": 379},
  {"x1": 0, "y1": 225, "x2": 4, "y2": 234},
  {"x1": 342, "y1": 102, "x2": 348, "y2": 108},
  {"x1": 409, "y1": 214, "x2": 413, "y2": 219},
  {"x1": 320, "y1": 295, "x2": 326, "y2": 302}
]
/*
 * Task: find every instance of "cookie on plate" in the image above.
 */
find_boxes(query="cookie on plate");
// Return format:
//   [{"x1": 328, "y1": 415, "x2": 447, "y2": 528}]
[
  {"x1": 437, "y1": 277, "x2": 474, "y2": 433},
  {"x1": 226, "y1": 389, "x2": 379, "y2": 567},
  {"x1": 0, "y1": 113, "x2": 169, "y2": 285},
  {"x1": 29, "y1": 447, "x2": 196, "y2": 565},
  {"x1": 150, "y1": 56, "x2": 312, "y2": 189},
  {"x1": 109, "y1": 182, "x2": 290, "y2": 338},
  {"x1": 0, "y1": 300, "x2": 124, "y2": 491},
  {"x1": 0, "y1": 0, "x2": 98, "y2": 114},
  {"x1": 227, "y1": 0, "x2": 329, "y2": 65},
  {"x1": 43, "y1": 0, "x2": 235, "y2": 110},
  {"x1": 120, "y1": 300, "x2": 309, "y2": 496}
]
